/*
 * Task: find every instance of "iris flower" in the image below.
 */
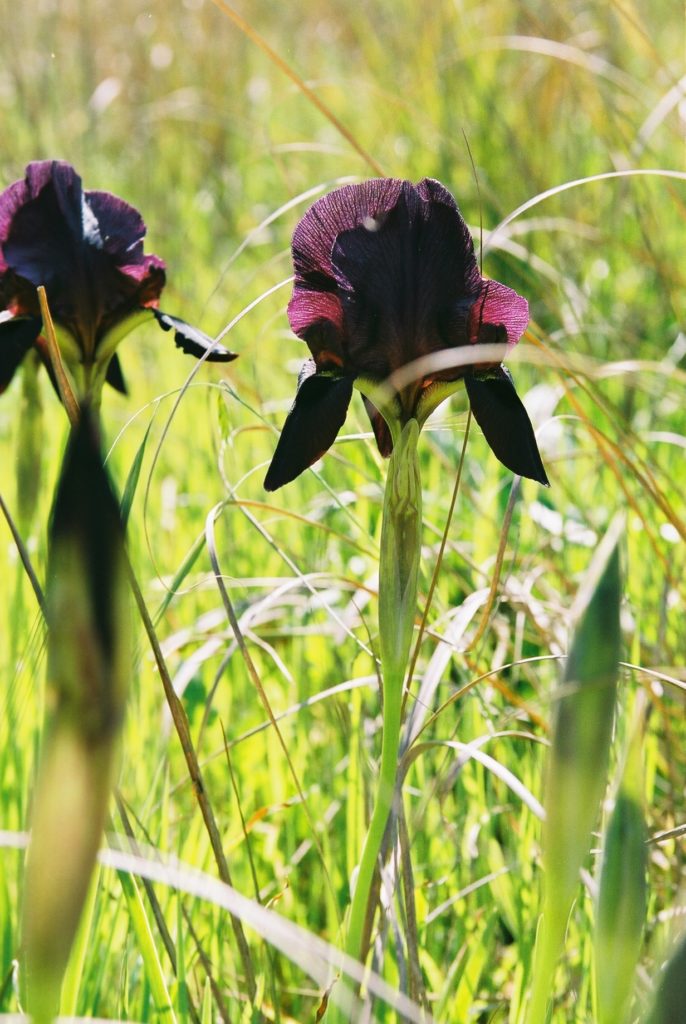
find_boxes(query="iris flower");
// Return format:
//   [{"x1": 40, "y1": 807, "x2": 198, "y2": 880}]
[
  {"x1": 0, "y1": 160, "x2": 236, "y2": 399},
  {"x1": 264, "y1": 177, "x2": 547, "y2": 490}
]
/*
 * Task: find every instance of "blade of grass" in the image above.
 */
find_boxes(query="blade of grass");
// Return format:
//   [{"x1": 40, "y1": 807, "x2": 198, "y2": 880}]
[
  {"x1": 115, "y1": 794, "x2": 202, "y2": 1024},
  {"x1": 95, "y1": 838, "x2": 432, "y2": 1023},
  {"x1": 125, "y1": 563, "x2": 259, "y2": 1006},
  {"x1": 402, "y1": 410, "x2": 472, "y2": 721},
  {"x1": 117, "y1": 866, "x2": 177, "y2": 1023},
  {"x1": 208, "y1": 0, "x2": 385, "y2": 176},
  {"x1": 645, "y1": 930, "x2": 686, "y2": 1024},
  {"x1": 58, "y1": 865, "x2": 100, "y2": 1016},
  {"x1": 36, "y1": 285, "x2": 79, "y2": 427},
  {"x1": 0, "y1": 492, "x2": 46, "y2": 615},
  {"x1": 120, "y1": 414, "x2": 156, "y2": 528}
]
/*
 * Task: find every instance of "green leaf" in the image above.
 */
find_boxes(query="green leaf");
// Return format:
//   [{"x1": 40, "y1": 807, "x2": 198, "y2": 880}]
[
  {"x1": 117, "y1": 868, "x2": 177, "y2": 1023},
  {"x1": 526, "y1": 516, "x2": 623, "y2": 1024},
  {"x1": 120, "y1": 414, "x2": 155, "y2": 528},
  {"x1": 544, "y1": 521, "x2": 623, "y2": 907},
  {"x1": 595, "y1": 697, "x2": 647, "y2": 1024},
  {"x1": 645, "y1": 930, "x2": 686, "y2": 1024}
]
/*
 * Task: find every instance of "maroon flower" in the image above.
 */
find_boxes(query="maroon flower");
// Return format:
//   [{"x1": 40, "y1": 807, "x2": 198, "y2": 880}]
[
  {"x1": 0, "y1": 161, "x2": 236, "y2": 397},
  {"x1": 264, "y1": 177, "x2": 547, "y2": 490}
]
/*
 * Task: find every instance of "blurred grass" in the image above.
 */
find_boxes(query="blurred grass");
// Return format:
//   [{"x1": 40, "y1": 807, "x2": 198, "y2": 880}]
[{"x1": 0, "y1": 0, "x2": 685, "y2": 1020}]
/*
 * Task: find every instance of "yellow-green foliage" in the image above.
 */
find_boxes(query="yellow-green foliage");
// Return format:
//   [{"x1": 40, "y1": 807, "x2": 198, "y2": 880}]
[{"x1": 0, "y1": 0, "x2": 684, "y2": 1021}]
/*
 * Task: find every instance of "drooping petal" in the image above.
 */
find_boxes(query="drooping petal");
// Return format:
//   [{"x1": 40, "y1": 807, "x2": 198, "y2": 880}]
[
  {"x1": 291, "y1": 179, "x2": 405, "y2": 285},
  {"x1": 0, "y1": 315, "x2": 42, "y2": 391},
  {"x1": 105, "y1": 353, "x2": 127, "y2": 395},
  {"x1": 362, "y1": 395, "x2": 394, "y2": 457},
  {"x1": 152, "y1": 309, "x2": 238, "y2": 362},
  {"x1": 469, "y1": 279, "x2": 529, "y2": 347},
  {"x1": 465, "y1": 366, "x2": 548, "y2": 485},
  {"x1": 330, "y1": 183, "x2": 482, "y2": 379},
  {"x1": 264, "y1": 362, "x2": 354, "y2": 491}
]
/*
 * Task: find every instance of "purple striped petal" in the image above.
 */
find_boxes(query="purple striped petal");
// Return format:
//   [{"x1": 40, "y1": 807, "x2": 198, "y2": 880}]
[
  {"x1": 292, "y1": 179, "x2": 405, "y2": 284},
  {"x1": 330, "y1": 183, "x2": 482, "y2": 379},
  {"x1": 469, "y1": 279, "x2": 529, "y2": 347},
  {"x1": 85, "y1": 190, "x2": 165, "y2": 282},
  {"x1": 287, "y1": 287, "x2": 344, "y2": 338}
]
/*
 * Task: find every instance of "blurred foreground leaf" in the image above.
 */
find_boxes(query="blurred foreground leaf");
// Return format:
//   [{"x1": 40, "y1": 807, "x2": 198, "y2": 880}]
[
  {"x1": 526, "y1": 517, "x2": 623, "y2": 1024},
  {"x1": 22, "y1": 407, "x2": 130, "y2": 1023},
  {"x1": 595, "y1": 696, "x2": 647, "y2": 1024},
  {"x1": 645, "y1": 929, "x2": 686, "y2": 1024}
]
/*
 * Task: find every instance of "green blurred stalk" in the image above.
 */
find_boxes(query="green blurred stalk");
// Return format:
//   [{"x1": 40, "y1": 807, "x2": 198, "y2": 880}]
[
  {"x1": 594, "y1": 696, "x2": 647, "y2": 1024},
  {"x1": 525, "y1": 520, "x2": 623, "y2": 1024},
  {"x1": 646, "y1": 929, "x2": 686, "y2": 1024},
  {"x1": 22, "y1": 409, "x2": 130, "y2": 1024},
  {"x1": 344, "y1": 418, "x2": 422, "y2": 971}
]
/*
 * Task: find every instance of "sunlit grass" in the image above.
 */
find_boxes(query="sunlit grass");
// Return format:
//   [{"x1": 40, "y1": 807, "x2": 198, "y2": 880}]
[{"x1": 1, "y1": 0, "x2": 685, "y2": 1020}]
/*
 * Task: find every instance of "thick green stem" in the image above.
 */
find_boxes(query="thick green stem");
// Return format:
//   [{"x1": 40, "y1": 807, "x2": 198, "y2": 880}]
[{"x1": 345, "y1": 419, "x2": 422, "y2": 970}]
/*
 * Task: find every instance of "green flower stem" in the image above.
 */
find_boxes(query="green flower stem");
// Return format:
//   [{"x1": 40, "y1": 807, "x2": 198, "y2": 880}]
[{"x1": 345, "y1": 418, "x2": 422, "y2": 970}]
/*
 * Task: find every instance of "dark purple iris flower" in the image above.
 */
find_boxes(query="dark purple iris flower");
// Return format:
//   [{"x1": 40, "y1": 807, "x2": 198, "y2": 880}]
[
  {"x1": 264, "y1": 177, "x2": 548, "y2": 491},
  {"x1": 0, "y1": 161, "x2": 236, "y2": 397}
]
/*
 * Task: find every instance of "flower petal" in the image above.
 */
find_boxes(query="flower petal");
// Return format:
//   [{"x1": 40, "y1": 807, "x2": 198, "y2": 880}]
[
  {"x1": 331, "y1": 183, "x2": 481, "y2": 376},
  {"x1": 291, "y1": 179, "x2": 405, "y2": 284},
  {"x1": 362, "y1": 396, "x2": 393, "y2": 457},
  {"x1": 0, "y1": 162, "x2": 167, "y2": 354},
  {"x1": 286, "y1": 287, "x2": 345, "y2": 364},
  {"x1": 105, "y1": 353, "x2": 127, "y2": 395},
  {"x1": 1, "y1": 162, "x2": 83, "y2": 293},
  {"x1": 287, "y1": 287, "x2": 344, "y2": 337},
  {"x1": 465, "y1": 367, "x2": 549, "y2": 484},
  {"x1": 0, "y1": 315, "x2": 42, "y2": 392},
  {"x1": 152, "y1": 309, "x2": 238, "y2": 362},
  {"x1": 469, "y1": 280, "x2": 529, "y2": 347},
  {"x1": 264, "y1": 363, "x2": 354, "y2": 491},
  {"x1": 85, "y1": 190, "x2": 166, "y2": 286}
]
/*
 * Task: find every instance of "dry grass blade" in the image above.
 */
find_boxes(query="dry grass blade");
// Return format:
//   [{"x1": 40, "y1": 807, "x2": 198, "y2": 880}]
[
  {"x1": 37, "y1": 286, "x2": 79, "y2": 427},
  {"x1": 0, "y1": 493, "x2": 46, "y2": 614},
  {"x1": 208, "y1": 0, "x2": 385, "y2": 176},
  {"x1": 484, "y1": 169, "x2": 686, "y2": 256},
  {"x1": 125, "y1": 563, "x2": 259, "y2": 1005}
]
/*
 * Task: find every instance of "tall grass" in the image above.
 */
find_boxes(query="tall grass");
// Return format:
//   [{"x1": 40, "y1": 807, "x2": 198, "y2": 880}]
[{"x1": 1, "y1": 0, "x2": 685, "y2": 1020}]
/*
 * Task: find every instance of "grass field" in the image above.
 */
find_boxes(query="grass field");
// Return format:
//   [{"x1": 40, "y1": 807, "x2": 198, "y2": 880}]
[{"x1": 1, "y1": 0, "x2": 685, "y2": 1021}]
